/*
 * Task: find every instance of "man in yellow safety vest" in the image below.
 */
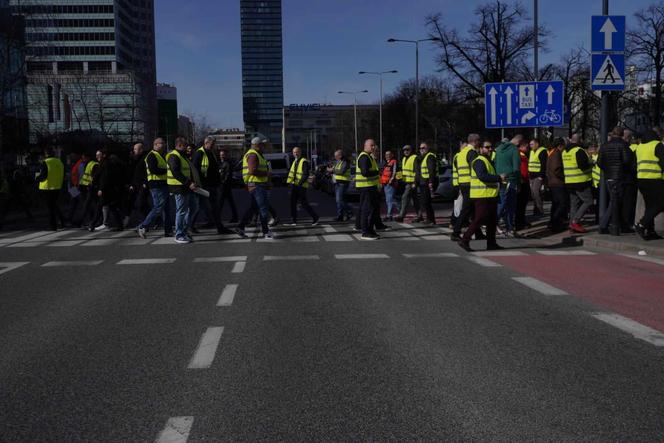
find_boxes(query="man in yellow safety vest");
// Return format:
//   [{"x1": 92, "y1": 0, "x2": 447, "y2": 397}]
[
  {"x1": 635, "y1": 129, "x2": 664, "y2": 240},
  {"x1": 167, "y1": 136, "x2": 198, "y2": 243},
  {"x1": 37, "y1": 148, "x2": 65, "y2": 230},
  {"x1": 285, "y1": 146, "x2": 319, "y2": 226},
  {"x1": 137, "y1": 137, "x2": 173, "y2": 239}
]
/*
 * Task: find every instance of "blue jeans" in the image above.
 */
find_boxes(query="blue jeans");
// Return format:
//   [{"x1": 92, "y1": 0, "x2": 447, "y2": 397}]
[
  {"x1": 139, "y1": 185, "x2": 172, "y2": 233},
  {"x1": 252, "y1": 185, "x2": 270, "y2": 234},
  {"x1": 384, "y1": 185, "x2": 397, "y2": 217},
  {"x1": 335, "y1": 182, "x2": 351, "y2": 218},
  {"x1": 174, "y1": 192, "x2": 196, "y2": 238},
  {"x1": 497, "y1": 183, "x2": 517, "y2": 232}
]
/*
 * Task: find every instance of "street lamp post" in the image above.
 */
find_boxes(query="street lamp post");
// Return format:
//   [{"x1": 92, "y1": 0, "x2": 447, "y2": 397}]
[
  {"x1": 359, "y1": 70, "x2": 398, "y2": 161},
  {"x1": 387, "y1": 37, "x2": 440, "y2": 147},
  {"x1": 338, "y1": 90, "x2": 368, "y2": 158}
]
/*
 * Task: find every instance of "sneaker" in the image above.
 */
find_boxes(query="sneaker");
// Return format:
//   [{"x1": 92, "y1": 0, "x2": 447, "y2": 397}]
[
  {"x1": 93, "y1": 224, "x2": 107, "y2": 232},
  {"x1": 268, "y1": 217, "x2": 276, "y2": 227},
  {"x1": 263, "y1": 230, "x2": 276, "y2": 240},
  {"x1": 174, "y1": 236, "x2": 190, "y2": 244},
  {"x1": 569, "y1": 222, "x2": 587, "y2": 234},
  {"x1": 457, "y1": 241, "x2": 473, "y2": 252},
  {"x1": 635, "y1": 224, "x2": 648, "y2": 240},
  {"x1": 185, "y1": 235, "x2": 194, "y2": 242},
  {"x1": 311, "y1": 217, "x2": 319, "y2": 226},
  {"x1": 283, "y1": 222, "x2": 297, "y2": 227},
  {"x1": 234, "y1": 227, "x2": 248, "y2": 238},
  {"x1": 352, "y1": 226, "x2": 361, "y2": 232},
  {"x1": 137, "y1": 226, "x2": 147, "y2": 239},
  {"x1": 360, "y1": 233, "x2": 379, "y2": 241}
]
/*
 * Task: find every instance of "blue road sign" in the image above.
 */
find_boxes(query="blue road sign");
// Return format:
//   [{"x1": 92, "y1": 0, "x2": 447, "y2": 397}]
[
  {"x1": 591, "y1": 16, "x2": 626, "y2": 52},
  {"x1": 484, "y1": 81, "x2": 565, "y2": 129},
  {"x1": 592, "y1": 53, "x2": 625, "y2": 91}
]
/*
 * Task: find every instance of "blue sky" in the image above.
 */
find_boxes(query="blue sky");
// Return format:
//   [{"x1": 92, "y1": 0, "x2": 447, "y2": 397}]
[{"x1": 155, "y1": 0, "x2": 653, "y2": 129}]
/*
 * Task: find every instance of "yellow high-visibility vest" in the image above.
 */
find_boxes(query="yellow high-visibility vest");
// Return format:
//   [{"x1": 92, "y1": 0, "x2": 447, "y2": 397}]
[
  {"x1": 636, "y1": 140, "x2": 664, "y2": 180},
  {"x1": 452, "y1": 153, "x2": 459, "y2": 187},
  {"x1": 197, "y1": 147, "x2": 210, "y2": 177},
  {"x1": 420, "y1": 152, "x2": 437, "y2": 179},
  {"x1": 145, "y1": 150, "x2": 167, "y2": 182},
  {"x1": 562, "y1": 146, "x2": 592, "y2": 185},
  {"x1": 470, "y1": 156, "x2": 499, "y2": 199},
  {"x1": 166, "y1": 150, "x2": 191, "y2": 186},
  {"x1": 39, "y1": 157, "x2": 64, "y2": 191},
  {"x1": 79, "y1": 160, "x2": 97, "y2": 186},
  {"x1": 287, "y1": 157, "x2": 309, "y2": 188},
  {"x1": 528, "y1": 147, "x2": 547, "y2": 173},
  {"x1": 355, "y1": 152, "x2": 379, "y2": 188},
  {"x1": 591, "y1": 153, "x2": 601, "y2": 188},
  {"x1": 333, "y1": 159, "x2": 350, "y2": 182},
  {"x1": 242, "y1": 148, "x2": 268, "y2": 184},
  {"x1": 457, "y1": 145, "x2": 474, "y2": 185},
  {"x1": 401, "y1": 155, "x2": 417, "y2": 184}
]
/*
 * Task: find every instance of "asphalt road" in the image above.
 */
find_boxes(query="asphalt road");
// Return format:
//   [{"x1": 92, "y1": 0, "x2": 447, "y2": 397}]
[{"x1": 1, "y1": 188, "x2": 664, "y2": 442}]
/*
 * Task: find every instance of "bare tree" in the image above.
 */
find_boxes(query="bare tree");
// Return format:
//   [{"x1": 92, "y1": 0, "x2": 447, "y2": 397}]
[
  {"x1": 627, "y1": 2, "x2": 664, "y2": 127},
  {"x1": 426, "y1": 0, "x2": 546, "y2": 99}
]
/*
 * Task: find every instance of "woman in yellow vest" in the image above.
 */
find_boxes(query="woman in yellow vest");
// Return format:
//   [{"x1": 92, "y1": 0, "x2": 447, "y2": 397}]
[
  {"x1": 635, "y1": 129, "x2": 664, "y2": 240},
  {"x1": 37, "y1": 148, "x2": 65, "y2": 230},
  {"x1": 458, "y1": 143, "x2": 506, "y2": 252}
]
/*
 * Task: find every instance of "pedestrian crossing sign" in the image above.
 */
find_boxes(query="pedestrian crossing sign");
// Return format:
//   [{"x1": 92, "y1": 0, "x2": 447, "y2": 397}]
[{"x1": 592, "y1": 53, "x2": 625, "y2": 91}]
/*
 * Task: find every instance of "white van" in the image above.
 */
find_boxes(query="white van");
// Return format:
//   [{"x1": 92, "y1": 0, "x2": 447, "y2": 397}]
[{"x1": 263, "y1": 152, "x2": 292, "y2": 186}]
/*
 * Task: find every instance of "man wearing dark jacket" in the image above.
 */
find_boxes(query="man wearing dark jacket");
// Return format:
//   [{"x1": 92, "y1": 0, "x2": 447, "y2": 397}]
[
  {"x1": 494, "y1": 134, "x2": 522, "y2": 236},
  {"x1": 598, "y1": 127, "x2": 635, "y2": 235},
  {"x1": 218, "y1": 149, "x2": 238, "y2": 223},
  {"x1": 125, "y1": 143, "x2": 149, "y2": 226},
  {"x1": 89, "y1": 150, "x2": 125, "y2": 231},
  {"x1": 546, "y1": 138, "x2": 568, "y2": 232}
]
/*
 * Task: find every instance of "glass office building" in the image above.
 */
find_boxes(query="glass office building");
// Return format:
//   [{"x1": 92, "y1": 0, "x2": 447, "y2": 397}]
[
  {"x1": 9, "y1": 0, "x2": 157, "y2": 145},
  {"x1": 240, "y1": 0, "x2": 284, "y2": 145}
]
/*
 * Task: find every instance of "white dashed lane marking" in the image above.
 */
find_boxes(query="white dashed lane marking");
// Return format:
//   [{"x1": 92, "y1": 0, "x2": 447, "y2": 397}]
[
  {"x1": 0, "y1": 230, "x2": 56, "y2": 246},
  {"x1": 42, "y1": 260, "x2": 103, "y2": 267},
  {"x1": 536, "y1": 250, "x2": 596, "y2": 256},
  {"x1": 231, "y1": 261, "x2": 246, "y2": 273},
  {"x1": 472, "y1": 250, "x2": 527, "y2": 257},
  {"x1": 263, "y1": 255, "x2": 320, "y2": 261},
  {"x1": 323, "y1": 225, "x2": 338, "y2": 233},
  {"x1": 218, "y1": 284, "x2": 238, "y2": 307},
  {"x1": 335, "y1": 253, "x2": 390, "y2": 260},
  {"x1": 188, "y1": 326, "x2": 224, "y2": 369},
  {"x1": 194, "y1": 256, "x2": 248, "y2": 263},
  {"x1": 512, "y1": 277, "x2": 568, "y2": 296},
  {"x1": 155, "y1": 416, "x2": 194, "y2": 443},
  {"x1": 592, "y1": 312, "x2": 664, "y2": 347},
  {"x1": 117, "y1": 258, "x2": 176, "y2": 265},
  {"x1": 403, "y1": 252, "x2": 459, "y2": 258},
  {"x1": 466, "y1": 256, "x2": 502, "y2": 267},
  {"x1": 322, "y1": 234, "x2": 354, "y2": 242},
  {"x1": 0, "y1": 262, "x2": 30, "y2": 276},
  {"x1": 81, "y1": 238, "x2": 117, "y2": 247}
]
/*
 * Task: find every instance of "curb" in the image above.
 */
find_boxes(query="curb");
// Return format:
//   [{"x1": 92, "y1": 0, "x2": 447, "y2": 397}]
[{"x1": 581, "y1": 235, "x2": 664, "y2": 258}]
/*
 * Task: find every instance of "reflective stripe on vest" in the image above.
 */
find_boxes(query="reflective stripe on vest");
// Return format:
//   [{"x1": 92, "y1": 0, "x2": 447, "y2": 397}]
[
  {"x1": 39, "y1": 157, "x2": 64, "y2": 191},
  {"x1": 470, "y1": 156, "x2": 499, "y2": 199},
  {"x1": 401, "y1": 155, "x2": 417, "y2": 183},
  {"x1": 242, "y1": 148, "x2": 268, "y2": 184},
  {"x1": 562, "y1": 146, "x2": 592, "y2": 184},
  {"x1": 333, "y1": 160, "x2": 350, "y2": 182},
  {"x1": 528, "y1": 147, "x2": 546, "y2": 173},
  {"x1": 636, "y1": 140, "x2": 664, "y2": 180},
  {"x1": 197, "y1": 147, "x2": 209, "y2": 177},
  {"x1": 452, "y1": 153, "x2": 459, "y2": 187},
  {"x1": 287, "y1": 157, "x2": 309, "y2": 188},
  {"x1": 355, "y1": 152, "x2": 379, "y2": 188},
  {"x1": 166, "y1": 150, "x2": 191, "y2": 186},
  {"x1": 420, "y1": 152, "x2": 437, "y2": 179},
  {"x1": 80, "y1": 160, "x2": 97, "y2": 186},
  {"x1": 145, "y1": 151, "x2": 167, "y2": 182},
  {"x1": 457, "y1": 145, "x2": 474, "y2": 184},
  {"x1": 591, "y1": 153, "x2": 600, "y2": 188}
]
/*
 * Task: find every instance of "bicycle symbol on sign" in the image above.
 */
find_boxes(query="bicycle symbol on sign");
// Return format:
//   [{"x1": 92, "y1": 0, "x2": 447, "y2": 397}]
[{"x1": 539, "y1": 109, "x2": 562, "y2": 124}]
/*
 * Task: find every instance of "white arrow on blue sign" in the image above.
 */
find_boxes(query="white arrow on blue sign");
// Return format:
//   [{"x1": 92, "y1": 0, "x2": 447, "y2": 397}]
[
  {"x1": 591, "y1": 15, "x2": 625, "y2": 52},
  {"x1": 484, "y1": 81, "x2": 565, "y2": 129}
]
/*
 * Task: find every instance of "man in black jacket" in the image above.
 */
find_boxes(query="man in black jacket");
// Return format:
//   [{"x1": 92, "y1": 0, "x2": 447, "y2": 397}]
[
  {"x1": 125, "y1": 143, "x2": 149, "y2": 227},
  {"x1": 89, "y1": 150, "x2": 125, "y2": 231},
  {"x1": 598, "y1": 126, "x2": 635, "y2": 235},
  {"x1": 218, "y1": 149, "x2": 238, "y2": 223}
]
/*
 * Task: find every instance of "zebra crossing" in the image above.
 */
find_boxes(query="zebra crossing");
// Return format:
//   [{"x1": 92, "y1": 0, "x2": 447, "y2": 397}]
[{"x1": 0, "y1": 224, "x2": 455, "y2": 248}]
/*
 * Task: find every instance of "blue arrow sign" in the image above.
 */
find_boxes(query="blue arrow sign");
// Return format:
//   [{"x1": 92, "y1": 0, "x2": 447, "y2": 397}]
[
  {"x1": 592, "y1": 16, "x2": 625, "y2": 52},
  {"x1": 484, "y1": 81, "x2": 565, "y2": 129},
  {"x1": 592, "y1": 53, "x2": 625, "y2": 91}
]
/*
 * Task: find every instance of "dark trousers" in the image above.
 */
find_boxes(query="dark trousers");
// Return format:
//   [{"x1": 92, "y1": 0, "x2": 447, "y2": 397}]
[
  {"x1": 91, "y1": 194, "x2": 123, "y2": 229},
  {"x1": 290, "y1": 185, "x2": 317, "y2": 222},
  {"x1": 461, "y1": 198, "x2": 498, "y2": 247},
  {"x1": 454, "y1": 185, "x2": 474, "y2": 235},
  {"x1": 126, "y1": 185, "x2": 150, "y2": 223},
  {"x1": 549, "y1": 186, "x2": 569, "y2": 229},
  {"x1": 623, "y1": 181, "x2": 637, "y2": 227},
  {"x1": 638, "y1": 179, "x2": 664, "y2": 231},
  {"x1": 599, "y1": 179, "x2": 625, "y2": 232},
  {"x1": 419, "y1": 184, "x2": 435, "y2": 223},
  {"x1": 358, "y1": 187, "x2": 380, "y2": 234},
  {"x1": 194, "y1": 186, "x2": 223, "y2": 229},
  {"x1": 515, "y1": 181, "x2": 530, "y2": 228},
  {"x1": 67, "y1": 191, "x2": 81, "y2": 224},
  {"x1": 43, "y1": 190, "x2": 64, "y2": 230},
  {"x1": 79, "y1": 187, "x2": 97, "y2": 226},
  {"x1": 219, "y1": 183, "x2": 238, "y2": 221}
]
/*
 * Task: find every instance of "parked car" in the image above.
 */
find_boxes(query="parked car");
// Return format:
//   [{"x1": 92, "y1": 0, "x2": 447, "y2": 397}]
[
  {"x1": 433, "y1": 165, "x2": 455, "y2": 201},
  {"x1": 264, "y1": 152, "x2": 292, "y2": 186}
]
